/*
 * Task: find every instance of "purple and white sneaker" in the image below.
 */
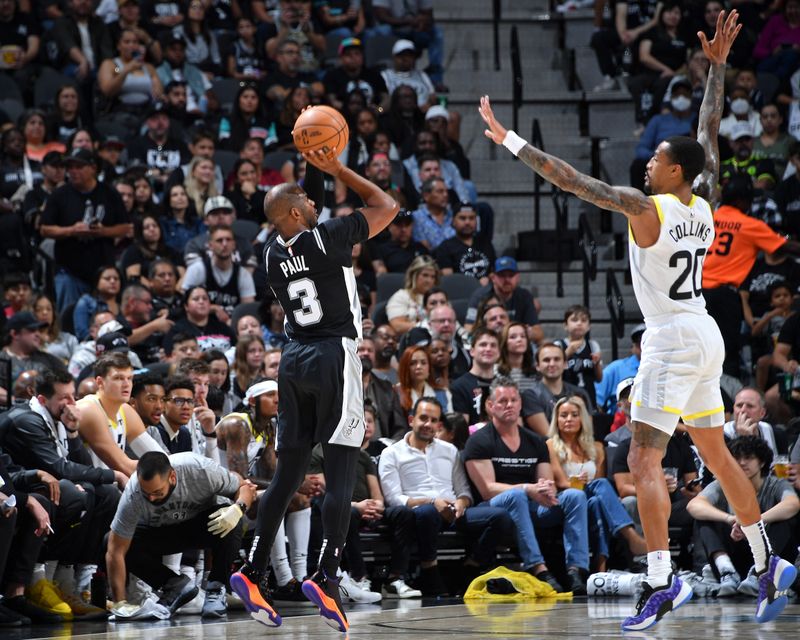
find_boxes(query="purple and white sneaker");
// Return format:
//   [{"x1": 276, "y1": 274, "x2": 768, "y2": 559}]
[
  {"x1": 755, "y1": 555, "x2": 797, "y2": 623},
  {"x1": 621, "y1": 573, "x2": 692, "y2": 632}
]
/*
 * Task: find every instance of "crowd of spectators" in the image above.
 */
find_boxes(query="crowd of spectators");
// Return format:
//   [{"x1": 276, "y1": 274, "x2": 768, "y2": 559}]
[{"x1": 0, "y1": 0, "x2": 798, "y2": 627}]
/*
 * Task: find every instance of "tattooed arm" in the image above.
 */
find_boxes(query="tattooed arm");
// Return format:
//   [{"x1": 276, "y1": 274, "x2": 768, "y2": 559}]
[{"x1": 694, "y1": 10, "x2": 742, "y2": 205}]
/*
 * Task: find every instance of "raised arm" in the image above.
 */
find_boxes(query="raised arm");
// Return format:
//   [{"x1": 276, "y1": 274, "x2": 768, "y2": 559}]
[
  {"x1": 695, "y1": 10, "x2": 742, "y2": 203},
  {"x1": 478, "y1": 96, "x2": 655, "y2": 219}
]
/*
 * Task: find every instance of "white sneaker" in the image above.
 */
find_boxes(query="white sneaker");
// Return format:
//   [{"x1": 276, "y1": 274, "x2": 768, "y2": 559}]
[
  {"x1": 177, "y1": 588, "x2": 204, "y2": 615},
  {"x1": 355, "y1": 576, "x2": 373, "y2": 592},
  {"x1": 382, "y1": 578, "x2": 422, "y2": 599},
  {"x1": 339, "y1": 571, "x2": 382, "y2": 603},
  {"x1": 593, "y1": 75, "x2": 619, "y2": 92},
  {"x1": 737, "y1": 567, "x2": 759, "y2": 597},
  {"x1": 717, "y1": 572, "x2": 741, "y2": 597}
]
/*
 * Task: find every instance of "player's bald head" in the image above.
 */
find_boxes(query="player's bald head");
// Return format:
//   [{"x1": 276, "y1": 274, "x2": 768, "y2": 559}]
[{"x1": 265, "y1": 182, "x2": 305, "y2": 223}]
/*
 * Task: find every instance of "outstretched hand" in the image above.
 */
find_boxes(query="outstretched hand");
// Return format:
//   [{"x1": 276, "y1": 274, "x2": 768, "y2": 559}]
[
  {"x1": 478, "y1": 95, "x2": 508, "y2": 145},
  {"x1": 698, "y1": 9, "x2": 742, "y2": 65},
  {"x1": 301, "y1": 149, "x2": 344, "y2": 176}
]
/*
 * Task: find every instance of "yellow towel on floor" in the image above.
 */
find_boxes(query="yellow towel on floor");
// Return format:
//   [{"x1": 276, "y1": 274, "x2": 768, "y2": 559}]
[{"x1": 463, "y1": 566, "x2": 573, "y2": 601}]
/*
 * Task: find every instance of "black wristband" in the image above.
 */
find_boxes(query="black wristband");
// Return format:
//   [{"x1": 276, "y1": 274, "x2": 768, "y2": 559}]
[
  {"x1": 236, "y1": 501, "x2": 247, "y2": 513},
  {"x1": 204, "y1": 431, "x2": 217, "y2": 438}
]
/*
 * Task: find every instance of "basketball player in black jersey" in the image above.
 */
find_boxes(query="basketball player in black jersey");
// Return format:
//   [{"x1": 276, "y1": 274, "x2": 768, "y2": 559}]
[{"x1": 230, "y1": 149, "x2": 399, "y2": 633}]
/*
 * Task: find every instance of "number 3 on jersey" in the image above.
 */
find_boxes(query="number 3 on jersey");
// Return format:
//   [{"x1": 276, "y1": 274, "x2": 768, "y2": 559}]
[
  {"x1": 668, "y1": 248, "x2": 706, "y2": 300},
  {"x1": 287, "y1": 277, "x2": 323, "y2": 326}
]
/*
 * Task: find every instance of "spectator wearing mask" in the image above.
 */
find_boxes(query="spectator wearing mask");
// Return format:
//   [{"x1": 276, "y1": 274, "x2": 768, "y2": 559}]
[{"x1": 720, "y1": 86, "x2": 763, "y2": 140}]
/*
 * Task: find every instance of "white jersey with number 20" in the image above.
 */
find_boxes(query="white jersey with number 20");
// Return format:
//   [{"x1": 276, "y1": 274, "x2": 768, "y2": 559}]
[{"x1": 629, "y1": 193, "x2": 715, "y2": 320}]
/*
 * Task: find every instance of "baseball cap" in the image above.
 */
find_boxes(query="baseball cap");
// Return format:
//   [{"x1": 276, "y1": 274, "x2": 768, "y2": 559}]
[
  {"x1": 99, "y1": 136, "x2": 126, "y2": 150},
  {"x1": 162, "y1": 31, "x2": 186, "y2": 48},
  {"x1": 6, "y1": 311, "x2": 46, "y2": 332},
  {"x1": 494, "y1": 256, "x2": 518, "y2": 274},
  {"x1": 146, "y1": 101, "x2": 169, "y2": 119},
  {"x1": 42, "y1": 151, "x2": 64, "y2": 167},
  {"x1": 204, "y1": 195, "x2": 235, "y2": 217},
  {"x1": 670, "y1": 78, "x2": 692, "y2": 93},
  {"x1": 631, "y1": 323, "x2": 646, "y2": 341},
  {"x1": 392, "y1": 209, "x2": 413, "y2": 225},
  {"x1": 392, "y1": 39, "x2": 416, "y2": 56},
  {"x1": 338, "y1": 37, "x2": 362, "y2": 56},
  {"x1": 65, "y1": 148, "x2": 95, "y2": 166},
  {"x1": 244, "y1": 379, "x2": 278, "y2": 402},
  {"x1": 98, "y1": 319, "x2": 130, "y2": 338},
  {"x1": 616, "y1": 377, "x2": 635, "y2": 401},
  {"x1": 730, "y1": 120, "x2": 754, "y2": 140},
  {"x1": 96, "y1": 331, "x2": 129, "y2": 354},
  {"x1": 425, "y1": 105, "x2": 450, "y2": 121}
]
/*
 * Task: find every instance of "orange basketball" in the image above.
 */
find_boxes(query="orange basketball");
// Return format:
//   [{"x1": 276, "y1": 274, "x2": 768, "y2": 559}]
[{"x1": 292, "y1": 105, "x2": 349, "y2": 159}]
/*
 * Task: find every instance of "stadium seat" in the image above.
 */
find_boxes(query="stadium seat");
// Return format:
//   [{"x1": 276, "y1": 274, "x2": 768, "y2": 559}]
[
  {"x1": 214, "y1": 149, "x2": 239, "y2": 178},
  {"x1": 364, "y1": 35, "x2": 397, "y2": 70},
  {"x1": 371, "y1": 300, "x2": 388, "y2": 326},
  {"x1": 450, "y1": 298, "x2": 470, "y2": 324},
  {"x1": 376, "y1": 272, "x2": 404, "y2": 303},
  {"x1": 440, "y1": 274, "x2": 481, "y2": 301},
  {"x1": 263, "y1": 150, "x2": 296, "y2": 172},
  {"x1": 211, "y1": 78, "x2": 241, "y2": 114},
  {"x1": 34, "y1": 68, "x2": 75, "y2": 108},
  {"x1": 0, "y1": 98, "x2": 24, "y2": 124},
  {"x1": 230, "y1": 301, "x2": 261, "y2": 330},
  {"x1": 232, "y1": 219, "x2": 260, "y2": 243},
  {"x1": 0, "y1": 74, "x2": 23, "y2": 105}
]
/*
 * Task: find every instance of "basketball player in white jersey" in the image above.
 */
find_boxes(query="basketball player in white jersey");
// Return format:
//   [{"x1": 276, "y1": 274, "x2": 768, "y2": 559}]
[
  {"x1": 77, "y1": 352, "x2": 163, "y2": 478},
  {"x1": 479, "y1": 10, "x2": 796, "y2": 631}
]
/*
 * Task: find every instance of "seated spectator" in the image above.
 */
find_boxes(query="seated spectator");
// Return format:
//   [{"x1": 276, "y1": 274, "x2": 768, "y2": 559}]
[
  {"x1": 386, "y1": 255, "x2": 439, "y2": 334},
  {"x1": 160, "y1": 183, "x2": 204, "y2": 253},
  {"x1": 0, "y1": 0, "x2": 41, "y2": 99},
  {"x1": 403, "y1": 132, "x2": 473, "y2": 206},
  {"x1": 463, "y1": 377, "x2": 590, "y2": 594},
  {"x1": 128, "y1": 103, "x2": 190, "y2": 189},
  {"x1": 184, "y1": 156, "x2": 220, "y2": 215},
  {"x1": 604, "y1": 377, "x2": 635, "y2": 470},
  {"x1": 497, "y1": 321, "x2": 538, "y2": 393},
  {"x1": 131, "y1": 372, "x2": 166, "y2": 432},
  {"x1": 554, "y1": 305, "x2": 603, "y2": 409},
  {"x1": 472, "y1": 299, "x2": 510, "y2": 338},
  {"x1": 174, "y1": 0, "x2": 222, "y2": 75},
  {"x1": 226, "y1": 16, "x2": 269, "y2": 82},
  {"x1": 465, "y1": 257, "x2": 543, "y2": 344},
  {"x1": 142, "y1": 0, "x2": 185, "y2": 37},
  {"x1": 230, "y1": 335, "x2": 266, "y2": 400},
  {"x1": 229, "y1": 137, "x2": 286, "y2": 191},
  {"x1": 687, "y1": 436, "x2": 799, "y2": 593},
  {"x1": 358, "y1": 150, "x2": 407, "y2": 212},
  {"x1": 264, "y1": 0, "x2": 326, "y2": 73},
  {"x1": 167, "y1": 332, "x2": 201, "y2": 364},
  {"x1": 129, "y1": 171, "x2": 161, "y2": 218},
  {"x1": 107, "y1": 0, "x2": 162, "y2": 65},
  {"x1": 627, "y1": 1, "x2": 688, "y2": 127},
  {"x1": 181, "y1": 225, "x2": 256, "y2": 317},
  {"x1": 149, "y1": 258, "x2": 184, "y2": 318},
  {"x1": 163, "y1": 286, "x2": 236, "y2": 353},
  {"x1": 165, "y1": 130, "x2": 224, "y2": 196},
  {"x1": 358, "y1": 337, "x2": 405, "y2": 440},
  {"x1": 379, "y1": 396, "x2": 512, "y2": 595},
  {"x1": 450, "y1": 327, "x2": 500, "y2": 425},
  {"x1": 523, "y1": 342, "x2": 593, "y2": 436},
  {"x1": 400, "y1": 300, "x2": 471, "y2": 380},
  {"x1": 434, "y1": 203, "x2": 495, "y2": 284},
  {"x1": 753, "y1": 0, "x2": 800, "y2": 80},
  {"x1": 51, "y1": 0, "x2": 114, "y2": 86},
  {"x1": 372, "y1": 323, "x2": 399, "y2": 384},
  {"x1": 67, "y1": 311, "x2": 116, "y2": 378},
  {"x1": 754, "y1": 103, "x2": 792, "y2": 179},
  {"x1": 595, "y1": 325, "x2": 643, "y2": 413},
  {"x1": 315, "y1": 1, "x2": 365, "y2": 37},
  {"x1": 630, "y1": 79, "x2": 694, "y2": 191},
  {"x1": 148, "y1": 375, "x2": 197, "y2": 453},
  {"x1": 202, "y1": 349, "x2": 236, "y2": 414},
  {"x1": 371, "y1": 209, "x2": 429, "y2": 274},
  {"x1": 547, "y1": 396, "x2": 647, "y2": 572},
  {"x1": 723, "y1": 388, "x2": 780, "y2": 457},
  {"x1": 72, "y1": 266, "x2": 122, "y2": 342},
  {"x1": 257, "y1": 298, "x2": 289, "y2": 349},
  {"x1": 0, "y1": 128, "x2": 41, "y2": 201},
  {"x1": 262, "y1": 346, "x2": 282, "y2": 380},
  {"x1": 611, "y1": 429, "x2": 699, "y2": 538},
  {"x1": 411, "y1": 177, "x2": 454, "y2": 251},
  {"x1": 274, "y1": 85, "x2": 314, "y2": 149},
  {"x1": 372, "y1": 1, "x2": 445, "y2": 88},
  {"x1": 436, "y1": 410, "x2": 469, "y2": 450},
  {"x1": 395, "y1": 345, "x2": 453, "y2": 415},
  {"x1": 184, "y1": 196, "x2": 259, "y2": 270},
  {"x1": 752, "y1": 282, "x2": 794, "y2": 389},
  {"x1": 220, "y1": 84, "x2": 277, "y2": 154},
  {"x1": 775, "y1": 140, "x2": 800, "y2": 236},
  {"x1": 225, "y1": 159, "x2": 267, "y2": 224},
  {"x1": 261, "y1": 37, "x2": 325, "y2": 107},
  {"x1": 121, "y1": 214, "x2": 187, "y2": 287},
  {"x1": 161, "y1": 80, "x2": 201, "y2": 142},
  {"x1": 97, "y1": 28, "x2": 165, "y2": 124},
  {"x1": 425, "y1": 105, "x2": 466, "y2": 176},
  {"x1": 19, "y1": 109, "x2": 65, "y2": 164},
  {"x1": 120, "y1": 283, "x2": 175, "y2": 365},
  {"x1": 46, "y1": 85, "x2": 86, "y2": 148},
  {"x1": 379, "y1": 85, "x2": 426, "y2": 159},
  {"x1": 156, "y1": 31, "x2": 213, "y2": 114},
  {"x1": 323, "y1": 37, "x2": 387, "y2": 111},
  {"x1": 2, "y1": 272, "x2": 32, "y2": 318},
  {"x1": 33, "y1": 293, "x2": 78, "y2": 365},
  {"x1": 720, "y1": 85, "x2": 763, "y2": 140},
  {"x1": 21, "y1": 151, "x2": 65, "y2": 235}
]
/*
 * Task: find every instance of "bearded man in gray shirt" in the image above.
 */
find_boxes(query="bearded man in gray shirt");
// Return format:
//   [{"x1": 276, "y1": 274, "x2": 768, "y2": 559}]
[{"x1": 105, "y1": 451, "x2": 257, "y2": 618}]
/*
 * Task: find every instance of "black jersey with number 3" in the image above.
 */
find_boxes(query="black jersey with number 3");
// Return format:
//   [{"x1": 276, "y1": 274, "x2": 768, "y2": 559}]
[{"x1": 265, "y1": 212, "x2": 370, "y2": 342}]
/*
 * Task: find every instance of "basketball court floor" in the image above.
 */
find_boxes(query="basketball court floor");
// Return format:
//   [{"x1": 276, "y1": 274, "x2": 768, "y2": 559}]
[{"x1": 5, "y1": 598, "x2": 799, "y2": 640}]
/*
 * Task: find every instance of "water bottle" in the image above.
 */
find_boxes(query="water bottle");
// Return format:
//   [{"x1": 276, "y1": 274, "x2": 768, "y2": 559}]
[
  {"x1": 90, "y1": 571, "x2": 108, "y2": 608},
  {"x1": 621, "y1": 47, "x2": 633, "y2": 74},
  {"x1": 219, "y1": 117, "x2": 231, "y2": 141}
]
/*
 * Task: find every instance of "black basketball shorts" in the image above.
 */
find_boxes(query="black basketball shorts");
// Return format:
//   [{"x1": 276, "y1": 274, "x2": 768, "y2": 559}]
[{"x1": 275, "y1": 337, "x2": 365, "y2": 451}]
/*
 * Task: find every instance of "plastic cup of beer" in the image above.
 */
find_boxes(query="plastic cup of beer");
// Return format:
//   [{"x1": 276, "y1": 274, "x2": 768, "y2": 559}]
[
  {"x1": 773, "y1": 455, "x2": 790, "y2": 479},
  {"x1": 569, "y1": 475, "x2": 586, "y2": 490}
]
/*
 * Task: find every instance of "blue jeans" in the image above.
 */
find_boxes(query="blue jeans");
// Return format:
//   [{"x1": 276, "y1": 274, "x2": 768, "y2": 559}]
[
  {"x1": 585, "y1": 478, "x2": 634, "y2": 559},
  {"x1": 489, "y1": 487, "x2": 589, "y2": 571},
  {"x1": 413, "y1": 502, "x2": 513, "y2": 566},
  {"x1": 55, "y1": 270, "x2": 90, "y2": 314}
]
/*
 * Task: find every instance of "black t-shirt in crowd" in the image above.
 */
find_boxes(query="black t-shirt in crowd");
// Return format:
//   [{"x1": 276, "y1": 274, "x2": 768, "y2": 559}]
[
  {"x1": 774, "y1": 175, "x2": 800, "y2": 239},
  {"x1": 40, "y1": 181, "x2": 129, "y2": 284},
  {"x1": 521, "y1": 380, "x2": 594, "y2": 420},
  {"x1": 450, "y1": 371, "x2": 495, "y2": 425},
  {"x1": 127, "y1": 135, "x2": 190, "y2": 175},
  {"x1": 610, "y1": 434, "x2": 697, "y2": 501},
  {"x1": 163, "y1": 316, "x2": 236, "y2": 354},
  {"x1": 777, "y1": 311, "x2": 800, "y2": 358},
  {"x1": 741, "y1": 256, "x2": 800, "y2": 319},
  {"x1": 0, "y1": 161, "x2": 42, "y2": 200},
  {"x1": 466, "y1": 283, "x2": 538, "y2": 326},
  {"x1": 641, "y1": 26, "x2": 687, "y2": 72},
  {"x1": 323, "y1": 66, "x2": 388, "y2": 106},
  {"x1": 462, "y1": 421, "x2": 550, "y2": 490},
  {"x1": 0, "y1": 11, "x2": 40, "y2": 51},
  {"x1": 434, "y1": 236, "x2": 496, "y2": 281},
  {"x1": 374, "y1": 238, "x2": 429, "y2": 273}
]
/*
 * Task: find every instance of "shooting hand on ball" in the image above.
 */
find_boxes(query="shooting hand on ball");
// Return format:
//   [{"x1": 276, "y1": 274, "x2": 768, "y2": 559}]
[{"x1": 302, "y1": 149, "x2": 343, "y2": 177}]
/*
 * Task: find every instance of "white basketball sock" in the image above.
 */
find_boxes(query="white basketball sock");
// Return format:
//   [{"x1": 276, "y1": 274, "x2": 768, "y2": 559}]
[
  {"x1": 269, "y1": 520, "x2": 293, "y2": 587},
  {"x1": 646, "y1": 550, "x2": 672, "y2": 588},
  {"x1": 713, "y1": 553, "x2": 736, "y2": 577},
  {"x1": 286, "y1": 508, "x2": 311, "y2": 581},
  {"x1": 742, "y1": 520, "x2": 772, "y2": 573}
]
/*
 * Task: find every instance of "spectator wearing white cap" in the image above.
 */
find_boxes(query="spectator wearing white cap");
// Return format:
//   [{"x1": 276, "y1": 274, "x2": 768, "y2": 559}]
[
  {"x1": 719, "y1": 85, "x2": 763, "y2": 140},
  {"x1": 594, "y1": 324, "x2": 644, "y2": 413},
  {"x1": 183, "y1": 196, "x2": 258, "y2": 270},
  {"x1": 380, "y1": 39, "x2": 437, "y2": 109},
  {"x1": 604, "y1": 377, "x2": 635, "y2": 471},
  {"x1": 424, "y1": 104, "x2": 467, "y2": 177},
  {"x1": 322, "y1": 37, "x2": 388, "y2": 111}
]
